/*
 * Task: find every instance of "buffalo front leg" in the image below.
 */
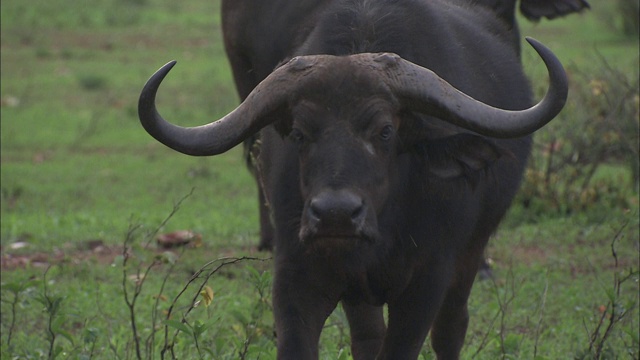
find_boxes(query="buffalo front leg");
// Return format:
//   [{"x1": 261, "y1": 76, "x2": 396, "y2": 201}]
[
  {"x1": 342, "y1": 302, "x2": 385, "y2": 359},
  {"x1": 377, "y1": 268, "x2": 452, "y2": 360},
  {"x1": 272, "y1": 262, "x2": 341, "y2": 359},
  {"x1": 430, "y1": 251, "x2": 482, "y2": 360}
]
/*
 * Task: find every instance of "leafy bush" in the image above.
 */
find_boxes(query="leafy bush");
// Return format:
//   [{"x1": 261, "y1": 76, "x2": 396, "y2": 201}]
[
  {"x1": 516, "y1": 55, "x2": 639, "y2": 219},
  {"x1": 597, "y1": 0, "x2": 640, "y2": 37},
  {"x1": 617, "y1": 0, "x2": 639, "y2": 36}
]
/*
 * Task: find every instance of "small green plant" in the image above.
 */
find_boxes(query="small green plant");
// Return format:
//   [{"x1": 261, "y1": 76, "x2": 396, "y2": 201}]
[
  {"x1": 161, "y1": 258, "x2": 271, "y2": 359},
  {"x1": 120, "y1": 191, "x2": 192, "y2": 360},
  {"x1": 575, "y1": 221, "x2": 639, "y2": 360},
  {"x1": 35, "y1": 267, "x2": 74, "y2": 360},
  {"x1": 77, "y1": 74, "x2": 108, "y2": 91},
  {"x1": 1, "y1": 277, "x2": 38, "y2": 349},
  {"x1": 471, "y1": 265, "x2": 527, "y2": 360},
  {"x1": 235, "y1": 266, "x2": 274, "y2": 359},
  {"x1": 35, "y1": 46, "x2": 53, "y2": 59}
]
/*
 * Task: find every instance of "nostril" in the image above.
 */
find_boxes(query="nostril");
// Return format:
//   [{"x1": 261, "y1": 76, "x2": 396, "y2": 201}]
[
  {"x1": 350, "y1": 202, "x2": 365, "y2": 222},
  {"x1": 308, "y1": 199, "x2": 323, "y2": 221}
]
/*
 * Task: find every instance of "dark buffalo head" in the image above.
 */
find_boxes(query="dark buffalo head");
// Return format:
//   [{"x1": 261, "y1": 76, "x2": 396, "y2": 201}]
[
  {"x1": 286, "y1": 65, "x2": 400, "y2": 245},
  {"x1": 138, "y1": 38, "x2": 567, "y2": 246}
]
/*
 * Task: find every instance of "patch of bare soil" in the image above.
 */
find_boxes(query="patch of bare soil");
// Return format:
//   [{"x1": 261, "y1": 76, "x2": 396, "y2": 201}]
[
  {"x1": 1, "y1": 239, "x2": 123, "y2": 270},
  {"x1": 1, "y1": 232, "x2": 194, "y2": 270}
]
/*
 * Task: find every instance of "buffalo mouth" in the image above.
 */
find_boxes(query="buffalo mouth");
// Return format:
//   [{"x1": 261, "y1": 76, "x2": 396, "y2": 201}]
[{"x1": 299, "y1": 228, "x2": 379, "y2": 246}]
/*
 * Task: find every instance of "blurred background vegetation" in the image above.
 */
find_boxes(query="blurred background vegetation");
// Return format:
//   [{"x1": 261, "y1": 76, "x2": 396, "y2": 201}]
[{"x1": 512, "y1": 0, "x2": 639, "y2": 222}]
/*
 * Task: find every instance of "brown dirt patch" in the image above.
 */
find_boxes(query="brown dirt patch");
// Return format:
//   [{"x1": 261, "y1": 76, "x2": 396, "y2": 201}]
[{"x1": 1, "y1": 240, "x2": 123, "y2": 270}]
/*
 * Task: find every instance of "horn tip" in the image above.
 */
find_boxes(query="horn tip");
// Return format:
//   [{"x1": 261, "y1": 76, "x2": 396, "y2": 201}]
[
  {"x1": 147, "y1": 60, "x2": 178, "y2": 86},
  {"x1": 161, "y1": 60, "x2": 177, "y2": 72}
]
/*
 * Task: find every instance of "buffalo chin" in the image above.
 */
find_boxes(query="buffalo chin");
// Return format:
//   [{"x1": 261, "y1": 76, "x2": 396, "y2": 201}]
[{"x1": 303, "y1": 237, "x2": 368, "y2": 257}]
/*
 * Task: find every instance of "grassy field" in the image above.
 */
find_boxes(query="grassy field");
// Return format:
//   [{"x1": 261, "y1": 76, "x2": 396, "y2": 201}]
[{"x1": 1, "y1": 0, "x2": 638, "y2": 359}]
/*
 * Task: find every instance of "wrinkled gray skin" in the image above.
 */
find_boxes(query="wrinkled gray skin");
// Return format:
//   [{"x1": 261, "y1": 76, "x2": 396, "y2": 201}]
[{"x1": 139, "y1": 0, "x2": 572, "y2": 358}]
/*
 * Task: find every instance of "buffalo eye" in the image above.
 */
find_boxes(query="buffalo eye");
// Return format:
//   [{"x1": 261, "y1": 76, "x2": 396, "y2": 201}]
[
  {"x1": 379, "y1": 124, "x2": 395, "y2": 141},
  {"x1": 289, "y1": 128, "x2": 305, "y2": 144}
]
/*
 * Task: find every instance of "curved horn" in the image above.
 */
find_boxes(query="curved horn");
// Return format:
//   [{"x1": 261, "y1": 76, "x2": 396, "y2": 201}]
[
  {"x1": 377, "y1": 37, "x2": 568, "y2": 138},
  {"x1": 139, "y1": 37, "x2": 567, "y2": 155},
  {"x1": 138, "y1": 57, "x2": 321, "y2": 156}
]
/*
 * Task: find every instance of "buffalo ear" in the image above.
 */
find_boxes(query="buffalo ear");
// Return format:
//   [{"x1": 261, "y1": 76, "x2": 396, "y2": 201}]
[{"x1": 419, "y1": 133, "x2": 510, "y2": 180}]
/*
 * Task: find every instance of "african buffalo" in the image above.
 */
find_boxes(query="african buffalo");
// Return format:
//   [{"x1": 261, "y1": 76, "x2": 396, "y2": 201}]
[
  {"x1": 138, "y1": 0, "x2": 569, "y2": 358},
  {"x1": 225, "y1": 0, "x2": 589, "y2": 253}
]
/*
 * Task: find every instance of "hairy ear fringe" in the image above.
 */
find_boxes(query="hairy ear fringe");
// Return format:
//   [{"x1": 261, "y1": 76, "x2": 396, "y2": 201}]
[{"x1": 413, "y1": 133, "x2": 513, "y2": 188}]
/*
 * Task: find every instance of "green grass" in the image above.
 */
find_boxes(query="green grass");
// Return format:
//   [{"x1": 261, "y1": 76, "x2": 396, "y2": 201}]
[{"x1": 1, "y1": 0, "x2": 638, "y2": 359}]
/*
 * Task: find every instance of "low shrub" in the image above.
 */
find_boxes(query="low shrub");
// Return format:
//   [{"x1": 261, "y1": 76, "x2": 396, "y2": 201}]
[{"x1": 516, "y1": 54, "x2": 639, "y2": 219}]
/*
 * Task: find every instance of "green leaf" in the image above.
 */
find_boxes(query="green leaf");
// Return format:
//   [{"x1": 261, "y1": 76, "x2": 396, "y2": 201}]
[
  {"x1": 230, "y1": 310, "x2": 249, "y2": 325},
  {"x1": 157, "y1": 251, "x2": 178, "y2": 265},
  {"x1": 2, "y1": 281, "x2": 25, "y2": 293},
  {"x1": 164, "y1": 319, "x2": 192, "y2": 336},
  {"x1": 2, "y1": 283, "x2": 19, "y2": 293},
  {"x1": 52, "y1": 344, "x2": 64, "y2": 359},
  {"x1": 52, "y1": 316, "x2": 67, "y2": 334},
  {"x1": 57, "y1": 329, "x2": 76, "y2": 346},
  {"x1": 337, "y1": 348, "x2": 349, "y2": 360},
  {"x1": 49, "y1": 296, "x2": 64, "y2": 316},
  {"x1": 111, "y1": 255, "x2": 125, "y2": 267},
  {"x1": 192, "y1": 319, "x2": 211, "y2": 339},
  {"x1": 83, "y1": 327, "x2": 99, "y2": 344},
  {"x1": 247, "y1": 266, "x2": 261, "y2": 280}
]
